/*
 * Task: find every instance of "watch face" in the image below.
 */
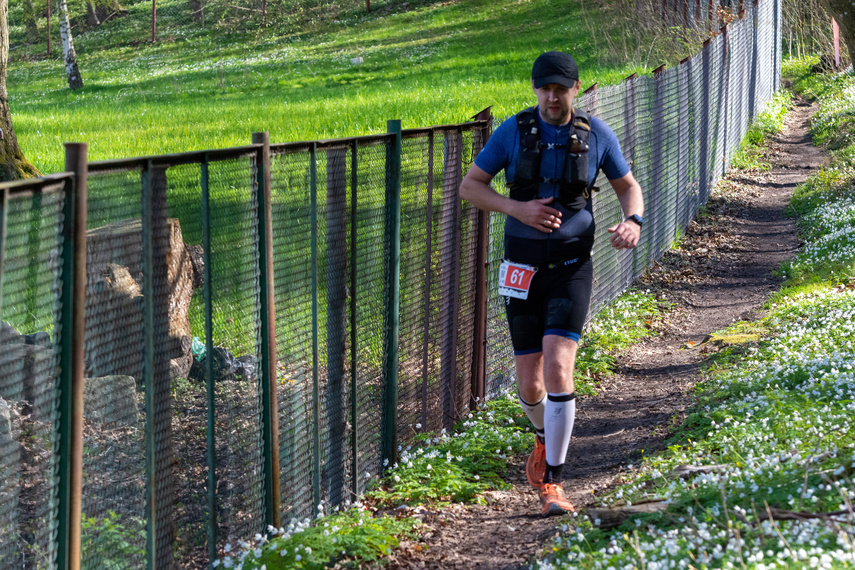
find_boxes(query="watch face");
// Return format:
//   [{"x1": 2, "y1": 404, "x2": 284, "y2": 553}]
[{"x1": 627, "y1": 215, "x2": 643, "y2": 226}]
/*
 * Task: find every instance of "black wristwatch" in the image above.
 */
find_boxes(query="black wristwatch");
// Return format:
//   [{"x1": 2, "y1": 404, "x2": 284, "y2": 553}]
[{"x1": 625, "y1": 214, "x2": 644, "y2": 227}]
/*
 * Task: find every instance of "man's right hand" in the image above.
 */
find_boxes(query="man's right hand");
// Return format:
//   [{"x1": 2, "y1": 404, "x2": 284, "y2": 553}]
[
  {"x1": 511, "y1": 197, "x2": 563, "y2": 233},
  {"x1": 460, "y1": 166, "x2": 561, "y2": 232}
]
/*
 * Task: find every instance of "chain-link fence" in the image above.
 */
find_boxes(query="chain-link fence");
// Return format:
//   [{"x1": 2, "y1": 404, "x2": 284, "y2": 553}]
[
  {"x1": 485, "y1": 0, "x2": 781, "y2": 396},
  {"x1": 0, "y1": 0, "x2": 781, "y2": 567},
  {"x1": 0, "y1": 171, "x2": 84, "y2": 570}
]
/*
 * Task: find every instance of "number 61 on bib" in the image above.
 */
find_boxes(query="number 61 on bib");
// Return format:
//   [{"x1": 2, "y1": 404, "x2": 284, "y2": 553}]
[{"x1": 497, "y1": 261, "x2": 537, "y2": 300}]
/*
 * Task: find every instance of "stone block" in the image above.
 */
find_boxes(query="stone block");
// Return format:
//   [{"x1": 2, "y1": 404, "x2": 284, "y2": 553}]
[
  {"x1": 0, "y1": 322, "x2": 23, "y2": 345},
  {"x1": 0, "y1": 344, "x2": 54, "y2": 422},
  {"x1": 85, "y1": 218, "x2": 198, "y2": 380},
  {"x1": 83, "y1": 375, "x2": 140, "y2": 427}
]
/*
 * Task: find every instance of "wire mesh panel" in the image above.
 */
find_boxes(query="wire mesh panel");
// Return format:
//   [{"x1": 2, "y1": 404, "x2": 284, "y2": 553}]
[
  {"x1": 203, "y1": 153, "x2": 265, "y2": 556},
  {"x1": 84, "y1": 150, "x2": 265, "y2": 569},
  {"x1": 79, "y1": 167, "x2": 149, "y2": 570},
  {"x1": 396, "y1": 126, "x2": 485, "y2": 440},
  {"x1": 270, "y1": 135, "x2": 392, "y2": 523},
  {"x1": 346, "y1": 139, "x2": 389, "y2": 496},
  {"x1": 454, "y1": 129, "x2": 482, "y2": 418},
  {"x1": 0, "y1": 178, "x2": 67, "y2": 569},
  {"x1": 270, "y1": 143, "x2": 317, "y2": 522},
  {"x1": 397, "y1": 131, "x2": 438, "y2": 438}
]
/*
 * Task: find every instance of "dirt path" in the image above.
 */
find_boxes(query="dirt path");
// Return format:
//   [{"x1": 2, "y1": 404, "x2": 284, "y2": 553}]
[{"x1": 385, "y1": 96, "x2": 825, "y2": 570}]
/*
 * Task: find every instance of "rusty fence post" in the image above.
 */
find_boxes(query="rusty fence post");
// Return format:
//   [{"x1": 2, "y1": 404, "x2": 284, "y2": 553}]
[
  {"x1": 421, "y1": 132, "x2": 435, "y2": 426},
  {"x1": 469, "y1": 107, "x2": 492, "y2": 410},
  {"x1": 720, "y1": 23, "x2": 730, "y2": 177},
  {"x1": 583, "y1": 83, "x2": 598, "y2": 116},
  {"x1": 56, "y1": 143, "x2": 87, "y2": 570},
  {"x1": 252, "y1": 132, "x2": 281, "y2": 529},
  {"x1": 439, "y1": 129, "x2": 461, "y2": 430}
]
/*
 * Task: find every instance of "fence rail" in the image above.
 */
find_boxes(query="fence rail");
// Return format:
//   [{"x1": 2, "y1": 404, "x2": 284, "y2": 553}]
[{"x1": 0, "y1": 0, "x2": 781, "y2": 567}]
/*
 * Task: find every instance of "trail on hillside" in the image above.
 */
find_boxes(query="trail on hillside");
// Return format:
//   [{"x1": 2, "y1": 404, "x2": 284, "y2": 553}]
[{"x1": 382, "y1": 95, "x2": 826, "y2": 570}]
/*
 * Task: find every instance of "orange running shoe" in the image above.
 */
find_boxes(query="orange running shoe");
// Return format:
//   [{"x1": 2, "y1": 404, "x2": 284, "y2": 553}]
[
  {"x1": 540, "y1": 482, "x2": 575, "y2": 517},
  {"x1": 526, "y1": 435, "x2": 546, "y2": 489}
]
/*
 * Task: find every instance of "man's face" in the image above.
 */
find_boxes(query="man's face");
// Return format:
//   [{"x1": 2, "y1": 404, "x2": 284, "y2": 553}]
[{"x1": 532, "y1": 80, "x2": 580, "y2": 126}]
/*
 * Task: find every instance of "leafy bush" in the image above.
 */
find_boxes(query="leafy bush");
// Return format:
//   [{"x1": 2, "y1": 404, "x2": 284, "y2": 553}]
[
  {"x1": 214, "y1": 507, "x2": 420, "y2": 569},
  {"x1": 81, "y1": 511, "x2": 146, "y2": 569},
  {"x1": 731, "y1": 90, "x2": 793, "y2": 170},
  {"x1": 575, "y1": 290, "x2": 668, "y2": 393},
  {"x1": 366, "y1": 394, "x2": 531, "y2": 506}
]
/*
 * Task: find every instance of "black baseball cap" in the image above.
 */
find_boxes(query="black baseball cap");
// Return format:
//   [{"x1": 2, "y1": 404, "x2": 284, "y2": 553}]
[{"x1": 532, "y1": 51, "x2": 579, "y2": 88}]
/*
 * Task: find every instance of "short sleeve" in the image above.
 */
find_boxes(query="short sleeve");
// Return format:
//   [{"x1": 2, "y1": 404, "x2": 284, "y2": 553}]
[
  {"x1": 593, "y1": 118, "x2": 631, "y2": 181},
  {"x1": 474, "y1": 116, "x2": 518, "y2": 177}
]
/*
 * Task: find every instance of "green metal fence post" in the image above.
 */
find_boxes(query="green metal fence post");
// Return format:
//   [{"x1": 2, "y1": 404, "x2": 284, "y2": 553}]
[
  {"x1": 382, "y1": 120, "x2": 402, "y2": 468},
  {"x1": 58, "y1": 143, "x2": 87, "y2": 570},
  {"x1": 310, "y1": 142, "x2": 321, "y2": 509},
  {"x1": 349, "y1": 140, "x2": 359, "y2": 498},
  {"x1": 141, "y1": 159, "x2": 156, "y2": 569},
  {"x1": 252, "y1": 132, "x2": 281, "y2": 530},
  {"x1": 469, "y1": 108, "x2": 492, "y2": 410},
  {"x1": 201, "y1": 156, "x2": 218, "y2": 565}
]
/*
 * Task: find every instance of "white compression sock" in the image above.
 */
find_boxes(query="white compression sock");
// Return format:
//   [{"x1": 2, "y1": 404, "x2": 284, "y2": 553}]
[
  {"x1": 518, "y1": 392, "x2": 546, "y2": 434},
  {"x1": 544, "y1": 392, "x2": 576, "y2": 467}
]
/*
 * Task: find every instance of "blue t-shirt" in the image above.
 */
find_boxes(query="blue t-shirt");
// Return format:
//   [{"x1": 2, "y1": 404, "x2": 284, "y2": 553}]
[{"x1": 475, "y1": 107, "x2": 630, "y2": 242}]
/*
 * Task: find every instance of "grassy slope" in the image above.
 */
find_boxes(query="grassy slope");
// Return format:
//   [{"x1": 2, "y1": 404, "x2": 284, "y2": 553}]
[{"x1": 10, "y1": 0, "x2": 682, "y2": 174}]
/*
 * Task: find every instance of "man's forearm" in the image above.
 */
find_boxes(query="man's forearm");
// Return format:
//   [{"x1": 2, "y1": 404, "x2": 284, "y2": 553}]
[
  {"x1": 617, "y1": 187, "x2": 644, "y2": 218},
  {"x1": 460, "y1": 177, "x2": 517, "y2": 218}
]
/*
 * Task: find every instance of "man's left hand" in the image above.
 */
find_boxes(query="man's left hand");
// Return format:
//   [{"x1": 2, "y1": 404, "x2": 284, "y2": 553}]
[{"x1": 607, "y1": 221, "x2": 640, "y2": 250}]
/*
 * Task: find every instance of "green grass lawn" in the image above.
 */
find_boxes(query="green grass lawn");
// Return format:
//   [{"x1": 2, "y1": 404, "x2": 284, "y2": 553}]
[{"x1": 10, "y1": 0, "x2": 698, "y2": 175}]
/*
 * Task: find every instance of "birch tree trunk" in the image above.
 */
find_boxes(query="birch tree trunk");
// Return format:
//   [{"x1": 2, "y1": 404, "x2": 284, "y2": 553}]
[
  {"x1": 0, "y1": 0, "x2": 39, "y2": 180},
  {"x1": 58, "y1": 0, "x2": 83, "y2": 90}
]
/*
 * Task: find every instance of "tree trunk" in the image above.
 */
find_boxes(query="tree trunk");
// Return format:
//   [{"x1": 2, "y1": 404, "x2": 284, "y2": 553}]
[
  {"x1": 58, "y1": 0, "x2": 84, "y2": 90},
  {"x1": 23, "y1": 0, "x2": 39, "y2": 43},
  {"x1": 87, "y1": 1, "x2": 101, "y2": 27},
  {"x1": 819, "y1": 0, "x2": 854, "y2": 66},
  {"x1": 191, "y1": 0, "x2": 203, "y2": 23},
  {"x1": 0, "y1": 0, "x2": 39, "y2": 181}
]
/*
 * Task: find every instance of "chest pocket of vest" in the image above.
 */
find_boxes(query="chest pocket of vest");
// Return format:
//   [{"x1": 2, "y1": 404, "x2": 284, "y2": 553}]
[{"x1": 559, "y1": 132, "x2": 589, "y2": 212}]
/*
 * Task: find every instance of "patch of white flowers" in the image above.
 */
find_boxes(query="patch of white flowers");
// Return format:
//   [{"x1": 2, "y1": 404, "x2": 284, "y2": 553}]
[{"x1": 212, "y1": 514, "x2": 315, "y2": 570}]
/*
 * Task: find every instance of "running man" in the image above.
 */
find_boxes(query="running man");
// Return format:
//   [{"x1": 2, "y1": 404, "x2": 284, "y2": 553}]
[{"x1": 460, "y1": 51, "x2": 644, "y2": 516}]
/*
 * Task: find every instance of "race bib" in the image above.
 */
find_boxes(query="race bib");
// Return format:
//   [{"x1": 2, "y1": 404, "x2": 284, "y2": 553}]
[{"x1": 498, "y1": 261, "x2": 537, "y2": 300}]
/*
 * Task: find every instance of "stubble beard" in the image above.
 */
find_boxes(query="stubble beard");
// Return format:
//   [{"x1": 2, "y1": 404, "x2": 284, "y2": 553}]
[{"x1": 542, "y1": 105, "x2": 571, "y2": 126}]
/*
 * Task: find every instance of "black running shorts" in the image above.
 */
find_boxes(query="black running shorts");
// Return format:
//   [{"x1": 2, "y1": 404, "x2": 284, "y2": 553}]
[{"x1": 504, "y1": 256, "x2": 593, "y2": 355}]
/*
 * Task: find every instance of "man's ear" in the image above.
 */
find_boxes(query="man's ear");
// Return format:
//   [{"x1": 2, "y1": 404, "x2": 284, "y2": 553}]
[{"x1": 531, "y1": 78, "x2": 537, "y2": 92}]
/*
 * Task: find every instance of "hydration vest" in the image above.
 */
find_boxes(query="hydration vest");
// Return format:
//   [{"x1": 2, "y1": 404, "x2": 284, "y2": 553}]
[{"x1": 507, "y1": 106, "x2": 595, "y2": 212}]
